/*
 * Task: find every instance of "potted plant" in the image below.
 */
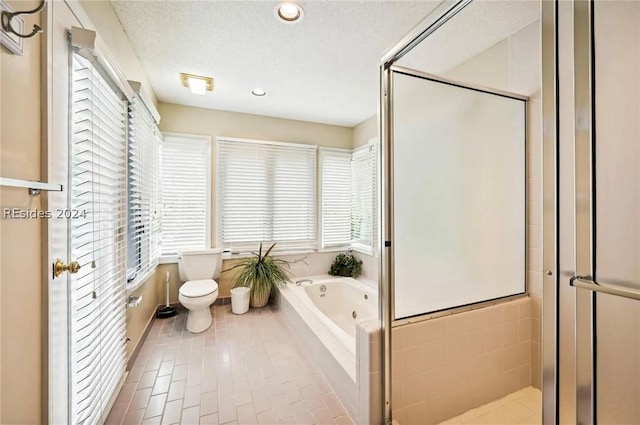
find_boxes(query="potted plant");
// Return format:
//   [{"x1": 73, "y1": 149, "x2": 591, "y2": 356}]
[
  {"x1": 328, "y1": 250, "x2": 363, "y2": 278},
  {"x1": 225, "y1": 242, "x2": 291, "y2": 308}
]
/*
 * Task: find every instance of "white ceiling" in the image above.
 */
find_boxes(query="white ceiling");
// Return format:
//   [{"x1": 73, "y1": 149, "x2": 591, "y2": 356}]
[{"x1": 111, "y1": 0, "x2": 539, "y2": 127}]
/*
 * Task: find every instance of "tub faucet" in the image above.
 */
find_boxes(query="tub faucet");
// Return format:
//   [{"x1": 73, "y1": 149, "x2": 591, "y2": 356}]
[{"x1": 295, "y1": 279, "x2": 313, "y2": 286}]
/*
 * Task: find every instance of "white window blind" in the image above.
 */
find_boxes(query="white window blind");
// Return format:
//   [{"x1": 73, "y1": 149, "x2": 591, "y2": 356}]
[
  {"x1": 217, "y1": 138, "x2": 317, "y2": 253},
  {"x1": 160, "y1": 134, "x2": 210, "y2": 256},
  {"x1": 319, "y1": 148, "x2": 352, "y2": 248},
  {"x1": 351, "y1": 143, "x2": 377, "y2": 252},
  {"x1": 127, "y1": 96, "x2": 161, "y2": 285},
  {"x1": 70, "y1": 52, "x2": 128, "y2": 425}
]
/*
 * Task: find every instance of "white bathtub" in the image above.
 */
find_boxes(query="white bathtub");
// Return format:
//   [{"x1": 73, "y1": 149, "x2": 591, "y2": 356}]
[
  {"x1": 277, "y1": 275, "x2": 378, "y2": 376},
  {"x1": 303, "y1": 278, "x2": 377, "y2": 346},
  {"x1": 276, "y1": 275, "x2": 381, "y2": 424}
]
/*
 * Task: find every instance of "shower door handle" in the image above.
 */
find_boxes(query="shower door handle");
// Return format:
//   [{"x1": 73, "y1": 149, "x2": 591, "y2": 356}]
[{"x1": 570, "y1": 276, "x2": 640, "y2": 302}]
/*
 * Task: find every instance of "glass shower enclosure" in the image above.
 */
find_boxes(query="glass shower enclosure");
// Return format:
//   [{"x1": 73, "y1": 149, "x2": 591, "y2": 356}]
[{"x1": 379, "y1": 1, "x2": 535, "y2": 423}]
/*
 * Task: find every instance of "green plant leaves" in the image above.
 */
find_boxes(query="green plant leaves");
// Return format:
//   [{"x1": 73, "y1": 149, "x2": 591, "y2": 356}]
[
  {"x1": 328, "y1": 251, "x2": 363, "y2": 278},
  {"x1": 224, "y1": 242, "x2": 301, "y2": 307}
]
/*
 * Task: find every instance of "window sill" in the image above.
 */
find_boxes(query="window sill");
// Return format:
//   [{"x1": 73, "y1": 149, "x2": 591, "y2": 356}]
[
  {"x1": 317, "y1": 246, "x2": 351, "y2": 253},
  {"x1": 222, "y1": 249, "x2": 315, "y2": 260},
  {"x1": 351, "y1": 245, "x2": 378, "y2": 257},
  {"x1": 159, "y1": 255, "x2": 179, "y2": 265},
  {"x1": 158, "y1": 247, "x2": 375, "y2": 265},
  {"x1": 126, "y1": 267, "x2": 157, "y2": 295}
]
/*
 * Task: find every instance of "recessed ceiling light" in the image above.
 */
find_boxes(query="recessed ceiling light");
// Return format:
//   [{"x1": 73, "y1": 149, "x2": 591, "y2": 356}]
[
  {"x1": 180, "y1": 73, "x2": 214, "y2": 95},
  {"x1": 275, "y1": 2, "x2": 304, "y2": 24},
  {"x1": 252, "y1": 88, "x2": 266, "y2": 97}
]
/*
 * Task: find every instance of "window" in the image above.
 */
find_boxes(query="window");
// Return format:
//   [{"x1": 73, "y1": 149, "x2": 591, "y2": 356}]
[
  {"x1": 160, "y1": 134, "x2": 211, "y2": 256},
  {"x1": 127, "y1": 96, "x2": 161, "y2": 285},
  {"x1": 320, "y1": 141, "x2": 378, "y2": 253},
  {"x1": 217, "y1": 138, "x2": 317, "y2": 253},
  {"x1": 319, "y1": 148, "x2": 352, "y2": 249},
  {"x1": 351, "y1": 142, "x2": 377, "y2": 252}
]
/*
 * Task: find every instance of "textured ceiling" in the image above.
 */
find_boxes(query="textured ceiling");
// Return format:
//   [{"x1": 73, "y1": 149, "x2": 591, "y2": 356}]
[{"x1": 111, "y1": 0, "x2": 539, "y2": 127}]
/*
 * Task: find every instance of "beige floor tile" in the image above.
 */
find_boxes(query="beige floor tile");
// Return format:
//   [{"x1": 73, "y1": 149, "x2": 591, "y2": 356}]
[
  {"x1": 122, "y1": 408, "x2": 146, "y2": 425},
  {"x1": 153, "y1": 375, "x2": 172, "y2": 395},
  {"x1": 321, "y1": 393, "x2": 347, "y2": 418},
  {"x1": 106, "y1": 402, "x2": 129, "y2": 425},
  {"x1": 217, "y1": 396, "x2": 237, "y2": 423},
  {"x1": 334, "y1": 414, "x2": 355, "y2": 425},
  {"x1": 236, "y1": 403, "x2": 258, "y2": 424},
  {"x1": 311, "y1": 406, "x2": 336, "y2": 425},
  {"x1": 181, "y1": 405, "x2": 200, "y2": 425},
  {"x1": 130, "y1": 388, "x2": 154, "y2": 411},
  {"x1": 111, "y1": 305, "x2": 354, "y2": 425},
  {"x1": 200, "y1": 391, "x2": 219, "y2": 416},
  {"x1": 256, "y1": 409, "x2": 278, "y2": 424},
  {"x1": 438, "y1": 386, "x2": 542, "y2": 425},
  {"x1": 162, "y1": 399, "x2": 183, "y2": 425},
  {"x1": 167, "y1": 380, "x2": 187, "y2": 402},
  {"x1": 142, "y1": 416, "x2": 162, "y2": 425},
  {"x1": 200, "y1": 413, "x2": 219, "y2": 425},
  {"x1": 145, "y1": 394, "x2": 168, "y2": 418}
]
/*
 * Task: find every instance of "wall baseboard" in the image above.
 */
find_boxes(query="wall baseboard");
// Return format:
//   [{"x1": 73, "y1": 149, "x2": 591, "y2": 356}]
[
  {"x1": 126, "y1": 310, "x2": 155, "y2": 371},
  {"x1": 214, "y1": 297, "x2": 230, "y2": 305}
]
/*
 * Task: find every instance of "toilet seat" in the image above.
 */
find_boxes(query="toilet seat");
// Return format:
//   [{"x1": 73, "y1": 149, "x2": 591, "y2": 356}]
[{"x1": 179, "y1": 279, "x2": 218, "y2": 298}]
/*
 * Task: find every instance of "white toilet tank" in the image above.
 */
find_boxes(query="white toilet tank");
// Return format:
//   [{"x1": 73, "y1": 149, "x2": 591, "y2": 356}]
[{"x1": 178, "y1": 248, "x2": 224, "y2": 281}]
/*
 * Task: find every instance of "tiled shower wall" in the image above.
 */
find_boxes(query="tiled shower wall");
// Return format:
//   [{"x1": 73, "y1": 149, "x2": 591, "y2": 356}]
[
  {"x1": 391, "y1": 297, "x2": 533, "y2": 425},
  {"x1": 509, "y1": 19, "x2": 543, "y2": 390}
]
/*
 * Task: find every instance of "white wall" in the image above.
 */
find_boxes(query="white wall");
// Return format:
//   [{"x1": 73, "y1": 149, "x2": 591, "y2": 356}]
[
  {"x1": 446, "y1": 39, "x2": 510, "y2": 90},
  {"x1": 353, "y1": 115, "x2": 377, "y2": 148}
]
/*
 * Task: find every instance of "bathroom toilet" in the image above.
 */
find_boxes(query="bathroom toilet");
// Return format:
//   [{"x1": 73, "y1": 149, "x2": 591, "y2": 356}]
[{"x1": 178, "y1": 248, "x2": 223, "y2": 333}]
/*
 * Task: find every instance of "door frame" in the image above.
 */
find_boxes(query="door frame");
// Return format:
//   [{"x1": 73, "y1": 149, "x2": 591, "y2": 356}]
[
  {"x1": 541, "y1": 0, "x2": 560, "y2": 424},
  {"x1": 42, "y1": 1, "x2": 74, "y2": 422}
]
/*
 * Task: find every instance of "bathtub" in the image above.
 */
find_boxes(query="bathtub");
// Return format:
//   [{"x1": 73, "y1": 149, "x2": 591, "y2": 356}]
[
  {"x1": 276, "y1": 275, "x2": 381, "y2": 423},
  {"x1": 291, "y1": 277, "x2": 377, "y2": 351}
]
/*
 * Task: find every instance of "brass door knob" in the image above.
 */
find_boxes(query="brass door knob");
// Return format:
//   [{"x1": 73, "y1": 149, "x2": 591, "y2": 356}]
[{"x1": 53, "y1": 259, "x2": 81, "y2": 278}]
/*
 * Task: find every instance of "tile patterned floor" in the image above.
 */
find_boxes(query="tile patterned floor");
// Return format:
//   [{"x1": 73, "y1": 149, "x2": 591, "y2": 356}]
[
  {"x1": 106, "y1": 305, "x2": 354, "y2": 425},
  {"x1": 438, "y1": 386, "x2": 542, "y2": 425}
]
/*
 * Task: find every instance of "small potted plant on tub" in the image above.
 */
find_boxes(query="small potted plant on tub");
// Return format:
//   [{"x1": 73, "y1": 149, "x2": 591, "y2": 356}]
[{"x1": 328, "y1": 250, "x2": 363, "y2": 278}]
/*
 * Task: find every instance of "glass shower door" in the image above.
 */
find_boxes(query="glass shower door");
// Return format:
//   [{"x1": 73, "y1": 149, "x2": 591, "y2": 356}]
[{"x1": 572, "y1": 0, "x2": 640, "y2": 423}]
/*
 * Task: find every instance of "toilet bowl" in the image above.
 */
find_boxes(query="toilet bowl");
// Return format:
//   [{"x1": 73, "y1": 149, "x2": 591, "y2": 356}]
[{"x1": 178, "y1": 248, "x2": 223, "y2": 333}]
